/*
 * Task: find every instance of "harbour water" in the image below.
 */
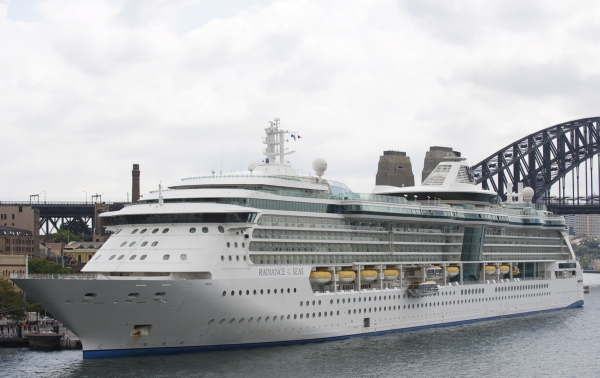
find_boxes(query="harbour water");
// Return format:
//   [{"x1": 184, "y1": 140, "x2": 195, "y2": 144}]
[{"x1": 2, "y1": 274, "x2": 600, "y2": 378}]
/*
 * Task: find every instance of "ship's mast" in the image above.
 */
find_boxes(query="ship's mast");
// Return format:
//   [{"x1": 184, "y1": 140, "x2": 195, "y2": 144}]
[{"x1": 263, "y1": 118, "x2": 295, "y2": 164}]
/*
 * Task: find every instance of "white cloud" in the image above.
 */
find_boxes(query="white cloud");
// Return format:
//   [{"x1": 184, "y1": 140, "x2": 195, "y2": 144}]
[{"x1": 1, "y1": 0, "x2": 599, "y2": 202}]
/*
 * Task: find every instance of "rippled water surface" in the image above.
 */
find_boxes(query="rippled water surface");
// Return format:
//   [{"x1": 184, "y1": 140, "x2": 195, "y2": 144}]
[{"x1": 2, "y1": 274, "x2": 600, "y2": 378}]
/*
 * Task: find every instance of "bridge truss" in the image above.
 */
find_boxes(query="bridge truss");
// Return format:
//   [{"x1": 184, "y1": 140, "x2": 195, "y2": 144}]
[{"x1": 471, "y1": 117, "x2": 600, "y2": 210}]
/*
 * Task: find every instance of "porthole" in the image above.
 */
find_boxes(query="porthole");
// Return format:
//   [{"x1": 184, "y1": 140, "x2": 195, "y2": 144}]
[
  {"x1": 140, "y1": 229, "x2": 147, "y2": 234},
  {"x1": 253, "y1": 290, "x2": 257, "y2": 295},
  {"x1": 120, "y1": 242, "x2": 127, "y2": 247},
  {"x1": 180, "y1": 254, "x2": 187, "y2": 261},
  {"x1": 274, "y1": 289, "x2": 278, "y2": 294},
  {"x1": 231, "y1": 291, "x2": 235, "y2": 296},
  {"x1": 140, "y1": 255, "x2": 147, "y2": 260},
  {"x1": 141, "y1": 241, "x2": 148, "y2": 247},
  {"x1": 234, "y1": 242, "x2": 238, "y2": 248},
  {"x1": 218, "y1": 226, "x2": 224, "y2": 233},
  {"x1": 129, "y1": 242, "x2": 136, "y2": 247},
  {"x1": 202, "y1": 227, "x2": 209, "y2": 233},
  {"x1": 221, "y1": 255, "x2": 224, "y2": 261},
  {"x1": 312, "y1": 300, "x2": 315, "y2": 305},
  {"x1": 236, "y1": 256, "x2": 239, "y2": 261},
  {"x1": 294, "y1": 288, "x2": 296, "y2": 293},
  {"x1": 287, "y1": 288, "x2": 290, "y2": 293},
  {"x1": 117, "y1": 255, "x2": 124, "y2": 260},
  {"x1": 227, "y1": 242, "x2": 230, "y2": 248},
  {"x1": 163, "y1": 254, "x2": 170, "y2": 260},
  {"x1": 151, "y1": 241, "x2": 158, "y2": 247},
  {"x1": 222, "y1": 291, "x2": 226, "y2": 296},
  {"x1": 129, "y1": 255, "x2": 136, "y2": 260},
  {"x1": 294, "y1": 314, "x2": 297, "y2": 319},
  {"x1": 243, "y1": 256, "x2": 247, "y2": 261},
  {"x1": 246, "y1": 290, "x2": 249, "y2": 295},
  {"x1": 109, "y1": 255, "x2": 116, "y2": 260},
  {"x1": 242, "y1": 242, "x2": 245, "y2": 248},
  {"x1": 228, "y1": 256, "x2": 232, "y2": 261},
  {"x1": 318, "y1": 300, "x2": 321, "y2": 305},
  {"x1": 330, "y1": 299, "x2": 333, "y2": 304},
  {"x1": 162, "y1": 228, "x2": 169, "y2": 234},
  {"x1": 189, "y1": 227, "x2": 196, "y2": 233},
  {"x1": 152, "y1": 228, "x2": 159, "y2": 234},
  {"x1": 300, "y1": 314, "x2": 304, "y2": 319},
  {"x1": 115, "y1": 229, "x2": 122, "y2": 234},
  {"x1": 132, "y1": 229, "x2": 139, "y2": 234},
  {"x1": 267, "y1": 289, "x2": 271, "y2": 294},
  {"x1": 300, "y1": 302, "x2": 303, "y2": 307},
  {"x1": 260, "y1": 289, "x2": 263, "y2": 294}
]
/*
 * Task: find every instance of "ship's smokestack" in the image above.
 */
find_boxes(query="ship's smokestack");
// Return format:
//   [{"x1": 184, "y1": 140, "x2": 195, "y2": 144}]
[{"x1": 132, "y1": 164, "x2": 140, "y2": 203}]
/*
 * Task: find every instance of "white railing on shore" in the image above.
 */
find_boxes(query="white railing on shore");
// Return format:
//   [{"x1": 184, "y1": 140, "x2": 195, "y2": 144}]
[{"x1": 10, "y1": 273, "x2": 99, "y2": 280}]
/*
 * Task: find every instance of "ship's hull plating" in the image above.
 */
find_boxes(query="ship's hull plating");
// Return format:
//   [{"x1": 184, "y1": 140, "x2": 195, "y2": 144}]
[{"x1": 13, "y1": 274, "x2": 583, "y2": 359}]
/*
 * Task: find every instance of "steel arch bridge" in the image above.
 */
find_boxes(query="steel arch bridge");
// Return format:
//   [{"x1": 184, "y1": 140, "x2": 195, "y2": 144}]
[{"x1": 470, "y1": 117, "x2": 600, "y2": 207}]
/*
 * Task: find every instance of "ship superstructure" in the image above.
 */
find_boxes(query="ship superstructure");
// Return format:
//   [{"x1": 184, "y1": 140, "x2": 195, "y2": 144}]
[{"x1": 12, "y1": 120, "x2": 584, "y2": 358}]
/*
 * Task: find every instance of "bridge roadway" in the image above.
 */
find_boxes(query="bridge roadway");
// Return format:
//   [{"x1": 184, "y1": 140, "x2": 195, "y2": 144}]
[{"x1": 0, "y1": 201, "x2": 127, "y2": 238}]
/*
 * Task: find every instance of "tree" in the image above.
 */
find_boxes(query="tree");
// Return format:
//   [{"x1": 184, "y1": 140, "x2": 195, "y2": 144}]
[
  {"x1": 0, "y1": 279, "x2": 25, "y2": 319},
  {"x1": 28, "y1": 258, "x2": 72, "y2": 274},
  {"x1": 576, "y1": 245, "x2": 589, "y2": 255},
  {"x1": 50, "y1": 229, "x2": 81, "y2": 243}
]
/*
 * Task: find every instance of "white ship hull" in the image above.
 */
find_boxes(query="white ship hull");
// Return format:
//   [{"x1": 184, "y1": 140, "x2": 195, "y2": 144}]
[{"x1": 13, "y1": 267, "x2": 583, "y2": 358}]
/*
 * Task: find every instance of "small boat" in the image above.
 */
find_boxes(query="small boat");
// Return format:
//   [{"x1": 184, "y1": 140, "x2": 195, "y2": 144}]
[
  {"x1": 383, "y1": 269, "x2": 399, "y2": 280},
  {"x1": 499, "y1": 265, "x2": 510, "y2": 275},
  {"x1": 485, "y1": 265, "x2": 497, "y2": 276},
  {"x1": 446, "y1": 266, "x2": 459, "y2": 277},
  {"x1": 360, "y1": 270, "x2": 378, "y2": 282},
  {"x1": 337, "y1": 270, "x2": 356, "y2": 283},
  {"x1": 309, "y1": 271, "x2": 332, "y2": 284},
  {"x1": 407, "y1": 281, "x2": 439, "y2": 297}
]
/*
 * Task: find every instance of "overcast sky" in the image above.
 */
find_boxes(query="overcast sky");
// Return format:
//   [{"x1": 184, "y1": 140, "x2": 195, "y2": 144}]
[{"x1": 1, "y1": 0, "x2": 599, "y2": 202}]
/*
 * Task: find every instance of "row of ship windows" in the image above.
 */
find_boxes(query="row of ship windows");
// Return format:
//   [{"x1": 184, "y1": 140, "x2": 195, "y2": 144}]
[
  {"x1": 495, "y1": 283, "x2": 547, "y2": 292},
  {"x1": 114, "y1": 226, "x2": 226, "y2": 235},
  {"x1": 246, "y1": 254, "x2": 564, "y2": 265},
  {"x1": 223, "y1": 288, "x2": 298, "y2": 296},
  {"x1": 211, "y1": 293, "x2": 552, "y2": 326},
  {"x1": 221, "y1": 255, "x2": 247, "y2": 262},
  {"x1": 97, "y1": 253, "x2": 188, "y2": 261}
]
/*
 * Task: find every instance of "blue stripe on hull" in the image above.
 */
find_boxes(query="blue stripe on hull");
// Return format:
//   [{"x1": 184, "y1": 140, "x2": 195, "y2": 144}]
[{"x1": 83, "y1": 300, "x2": 584, "y2": 359}]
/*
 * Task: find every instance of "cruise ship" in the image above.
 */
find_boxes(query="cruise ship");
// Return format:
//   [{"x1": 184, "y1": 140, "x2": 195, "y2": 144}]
[{"x1": 12, "y1": 120, "x2": 584, "y2": 358}]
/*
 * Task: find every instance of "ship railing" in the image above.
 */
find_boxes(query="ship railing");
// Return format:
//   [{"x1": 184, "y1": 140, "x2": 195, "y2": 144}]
[{"x1": 9, "y1": 273, "x2": 101, "y2": 280}]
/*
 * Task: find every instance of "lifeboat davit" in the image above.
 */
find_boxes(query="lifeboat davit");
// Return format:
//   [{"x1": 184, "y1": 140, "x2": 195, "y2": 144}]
[
  {"x1": 309, "y1": 271, "x2": 332, "y2": 284},
  {"x1": 484, "y1": 265, "x2": 497, "y2": 276},
  {"x1": 337, "y1": 270, "x2": 356, "y2": 283},
  {"x1": 446, "y1": 266, "x2": 459, "y2": 278},
  {"x1": 499, "y1": 265, "x2": 510, "y2": 274},
  {"x1": 360, "y1": 270, "x2": 378, "y2": 282},
  {"x1": 383, "y1": 269, "x2": 399, "y2": 281}
]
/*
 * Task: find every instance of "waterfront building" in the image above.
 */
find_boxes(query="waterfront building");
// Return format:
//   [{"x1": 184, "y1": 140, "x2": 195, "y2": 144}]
[
  {"x1": 0, "y1": 226, "x2": 36, "y2": 256},
  {"x1": 0, "y1": 206, "x2": 40, "y2": 255},
  {"x1": 62, "y1": 241, "x2": 103, "y2": 270},
  {"x1": 574, "y1": 214, "x2": 600, "y2": 238}
]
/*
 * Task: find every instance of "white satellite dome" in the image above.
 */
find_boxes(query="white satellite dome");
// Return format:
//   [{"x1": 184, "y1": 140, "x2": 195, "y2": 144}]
[
  {"x1": 522, "y1": 187, "x2": 534, "y2": 202},
  {"x1": 248, "y1": 161, "x2": 259, "y2": 172},
  {"x1": 312, "y1": 158, "x2": 328, "y2": 177}
]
